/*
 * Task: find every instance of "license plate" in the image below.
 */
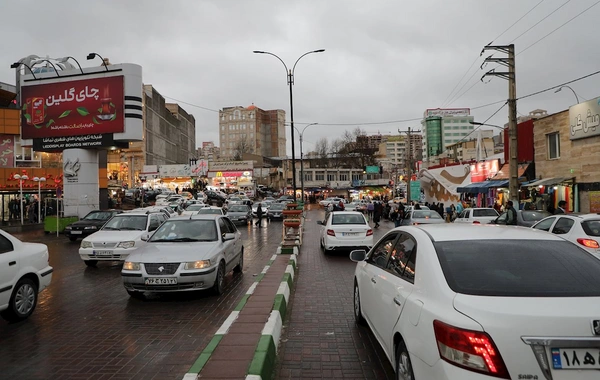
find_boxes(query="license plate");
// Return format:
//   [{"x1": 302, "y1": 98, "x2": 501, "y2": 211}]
[
  {"x1": 92, "y1": 250, "x2": 113, "y2": 255},
  {"x1": 552, "y1": 348, "x2": 600, "y2": 369},
  {"x1": 145, "y1": 277, "x2": 177, "y2": 285},
  {"x1": 342, "y1": 232, "x2": 359, "y2": 236},
  {"x1": 71, "y1": 231, "x2": 83, "y2": 235}
]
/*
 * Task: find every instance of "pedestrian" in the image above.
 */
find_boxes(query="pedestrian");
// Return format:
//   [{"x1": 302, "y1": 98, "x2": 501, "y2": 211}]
[
  {"x1": 395, "y1": 203, "x2": 405, "y2": 227},
  {"x1": 366, "y1": 201, "x2": 374, "y2": 220},
  {"x1": 555, "y1": 200, "x2": 567, "y2": 214},
  {"x1": 456, "y1": 201, "x2": 464, "y2": 215},
  {"x1": 373, "y1": 201, "x2": 382, "y2": 228},
  {"x1": 506, "y1": 200, "x2": 518, "y2": 225},
  {"x1": 255, "y1": 202, "x2": 264, "y2": 227}
]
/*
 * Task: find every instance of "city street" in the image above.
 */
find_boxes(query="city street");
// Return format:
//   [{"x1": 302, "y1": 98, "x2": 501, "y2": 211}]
[{"x1": 0, "y1": 209, "x2": 395, "y2": 379}]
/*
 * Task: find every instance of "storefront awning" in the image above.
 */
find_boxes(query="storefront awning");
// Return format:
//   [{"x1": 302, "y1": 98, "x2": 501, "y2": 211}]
[
  {"x1": 491, "y1": 163, "x2": 530, "y2": 180},
  {"x1": 457, "y1": 180, "x2": 509, "y2": 193},
  {"x1": 522, "y1": 177, "x2": 573, "y2": 188}
]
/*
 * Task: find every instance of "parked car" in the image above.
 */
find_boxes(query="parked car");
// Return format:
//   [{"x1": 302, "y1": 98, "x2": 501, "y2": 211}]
[
  {"x1": 205, "y1": 190, "x2": 226, "y2": 206},
  {"x1": 226, "y1": 205, "x2": 252, "y2": 225},
  {"x1": 197, "y1": 207, "x2": 226, "y2": 216},
  {"x1": 531, "y1": 213, "x2": 600, "y2": 257},
  {"x1": 489, "y1": 209, "x2": 551, "y2": 227},
  {"x1": 195, "y1": 191, "x2": 207, "y2": 203},
  {"x1": 350, "y1": 224, "x2": 600, "y2": 379},
  {"x1": 0, "y1": 229, "x2": 53, "y2": 322},
  {"x1": 317, "y1": 211, "x2": 373, "y2": 254},
  {"x1": 251, "y1": 202, "x2": 269, "y2": 217},
  {"x1": 266, "y1": 203, "x2": 286, "y2": 221},
  {"x1": 319, "y1": 197, "x2": 345, "y2": 207},
  {"x1": 347, "y1": 201, "x2": 367, "y2": 213},
  {"x1": 138, "y1": 206, "x2": 174, "y2": 219},
  {"x1": 181, "y1": 203, "x2": 211, "y2": 216},
  {"x1": 64, "y1": 210, "x2": 123, "y2": 241},
  {"x1": 121, "y1": 214, "x2": 243, "y2": 298},
  {"x1": 454, "y1": 207, "x2": 499, "y2": 224},
  {"x1": 399, "y1": 209, "x2": 446, "y2": 226},
  {"x1": 79, "y1": 210, "x2": 166, "y2": 267}
]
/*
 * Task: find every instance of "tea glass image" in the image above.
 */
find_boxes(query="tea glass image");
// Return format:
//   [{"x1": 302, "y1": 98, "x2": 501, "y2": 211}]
[{"x1": 98, "y1": 98, "x2": 115, "y2": 120}]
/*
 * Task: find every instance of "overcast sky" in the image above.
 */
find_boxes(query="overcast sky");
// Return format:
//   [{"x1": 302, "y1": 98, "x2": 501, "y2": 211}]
[{"x1": 2, "y1": 0, "x2": 599, "y2": 156}]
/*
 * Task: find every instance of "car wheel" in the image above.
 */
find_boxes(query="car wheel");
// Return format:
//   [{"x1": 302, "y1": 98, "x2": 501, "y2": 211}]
[
  {"x1": 68, "y1": 236, "x2": 78, "y2": 242},
  {"x1": 395, "y1": 340, "x2": 415, "y2": 380},
  {"x1": 212, "y1": 261, "x2": 226, "y2": 295},
  {"x1": 1, "y1": 277, "x2": 38, "y2": 322},
  {"x1": 84, "y1": 260, "x2": 98, "y2": 267},
  {"x1": 127, "y1": 290, "x2": 146, "y2": 300},
  {"x1": 233, "y1": 249, "x2": 244, "y2": 274},
  {"x1": 353, "y1": 281, "x2": 366, "y2": 325}
]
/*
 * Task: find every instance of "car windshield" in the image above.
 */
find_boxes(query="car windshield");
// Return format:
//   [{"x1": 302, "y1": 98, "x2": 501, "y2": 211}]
[
  {"x1": 229, "y1": 197, "x2": 241, "y2": 202},
  {"x1": 186, "y1": 205, "x2": 205, "y2": 211},
  {"x1": 331, "y1": 214, "x2": 366, "y2": 225},
  {"x1": 149, "y1": 220, "x2": 218, "y2": 242},
  {"x1": 229, "y1": 206, "x2": 247, "y2": 212},
  {"x1": 269, "y1": 204, "x2": 285, "y2": 210},
  {"x1": 198, "y1": 209, "x2": 222, "y2": 215},
  {"x1": 102, "y1": 215, "x2": 147, "y2": 231},
  {"x1": 413, "y1": 210, "x2": 442, "y2": 219},
  {"x1": 83, "y1": 211, "x2": 114, "y2": 221},
  {"x1": 473, "y1": 209, "x2": 498, "y2": 217},
  {"x1": 582, "y1": 220, "x2": 600, "y2": 237},
  {"x1": 435, "y1": 240, "x2": 600, "y2": 297},
  {"x1": 521, "y1": 210, "x2": 550, "y2": 222}
]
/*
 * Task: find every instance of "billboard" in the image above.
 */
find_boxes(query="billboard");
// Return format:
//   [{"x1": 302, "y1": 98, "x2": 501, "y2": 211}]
[
  {"x1": 425, "y1": 108, "x2": 470, "y2": 118},
  {"x1": 470, "y1": 160, "x2": 499, "y2": 183},
  {"x1": 0, "y1": 135, "x2": 14, "y2": 167},
  {"x1": 569, "y1": 97, "x2": 600, "y2": 140},
  {"x1": 21, "y1": 76, "x2": 124, "y2": 139},
  {"x1": 365, "y1": 165, "x2": 380, "y2": 174},
  {"x1": 33, "y1": 134, "x2": 116, "y2": 151},
  {"x1": 159, "y1": 164, "x2": 192, "y2": 177}
]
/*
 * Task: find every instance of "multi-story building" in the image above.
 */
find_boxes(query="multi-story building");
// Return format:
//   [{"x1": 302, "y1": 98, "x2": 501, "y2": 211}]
[
  {"x1": 218, "y1": 104, "x2": 286, "y2": 159},
  {"x1": 197, "y1": 141, "x2": 220, "y2": 161},
  {"x1": 107, "y1": 84, "x2": 196, "y2": 187},
  {"x1": 378, "y1": 134, "x2": 423, "y2": 168},
  {"x1": 442, "y1": 131, "x2": 495, "y2": 162},
  {"x1": 357, "y1": 134, "x2": 391, "y2": 150},
  {"x1": 421, "y1": 108, "x2": 475, "y2": 164}
]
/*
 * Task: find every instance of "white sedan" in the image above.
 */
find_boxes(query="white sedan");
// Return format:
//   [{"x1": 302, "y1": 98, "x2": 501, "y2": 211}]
[
  {"x1": 121, "y1": 214, "x2": 243, "y2": 298},
  {"x1": 317, "y1": 211, "x2": 373, "y2": 254},
  {"x1": 454, "y1": 207, "x2": 499, "y2": 224},
  {"x1": 351, "y1": 224, "x2": 600, "y2": 379},
  {"x1": 531, "y1": 213, "x2": 600, "y2": 258},
  {"x1": 0, "y1": 229, "x2": 53, "y2": 322},
  {"x1": 181, "y1": 203, "x2": 211, "y2": 216}
]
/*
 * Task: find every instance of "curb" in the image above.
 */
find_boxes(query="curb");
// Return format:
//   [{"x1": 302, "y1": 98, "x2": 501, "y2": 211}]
[{"x1": 182, "y1": 252, "x2": 298, "y2": 380}]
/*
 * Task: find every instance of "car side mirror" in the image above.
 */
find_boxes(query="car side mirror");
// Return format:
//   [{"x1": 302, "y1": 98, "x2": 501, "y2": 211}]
[
  {"x1": 349, "y1": 249, "x2": 367, "y2": 262},
  {"x1": 141, "y1": 232, "x2": 151, "y2": 241},
  {"x1": 222, "y1": 232, "x2": 236, "y2": 241},
  {"x1": 317, "y1": 220, "x2": 324, "y2": 225}
]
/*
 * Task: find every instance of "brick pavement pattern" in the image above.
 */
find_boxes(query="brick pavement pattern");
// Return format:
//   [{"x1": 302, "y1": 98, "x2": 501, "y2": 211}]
[{"x1": 275, "y1": 209, "x2": 395, "y2": 379}]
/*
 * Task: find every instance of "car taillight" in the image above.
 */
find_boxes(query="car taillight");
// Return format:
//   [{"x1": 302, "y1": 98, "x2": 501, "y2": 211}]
[
  {"x1": 327, "y1": 229, "x2": 335, "y2": 236},
  {"x1": 433, "y1": 320, "x2": 510, "y2": 379},
  {"x1": 366, "y1": 229, "x2": 373, "y2": 236},
  {"x1": 473, "y1": 221, "x2": 481, "y2": 224},
  {"x1": 577, "y1": 238, "x2": 600, "y2": 249},
  {"x1": 412, "y1": 222, "x2": 419, "y2": 225}
]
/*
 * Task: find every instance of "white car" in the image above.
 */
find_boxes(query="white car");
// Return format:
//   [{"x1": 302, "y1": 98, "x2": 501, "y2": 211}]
[
  {"x1": 181, "y1": 203, "x2": 211, "y2": 216},
  {"x1": 155, "y1": 194, "x2": 183, "y2": 206},
  {"x1": 319, "y1": 197, "x2": 345, "y2": 207},
  {"x1": 454, "y1": 207, "x2": 499, "y2": 224},
  {"x1": 0, "y1": 229, "x2": 53, "y2": 322},
  {"x1": 317, "y1": 211, "x2": 373, "y2": 254},
  {"x1": 196, "y1": 206, "x2": 226, "y2": 216},
  {"x1": 251, "y1": 202, "x2": 269, "y2": 217},
  {"x1": 121, "y1": 214, "x2": 243, "y2": 298},
  {"x1": 196, "y1": 191, "x2": 208, "y2": 203},
  {"x1": 531, "y1": 213, "x2": 600, "y2": 258},
  {"x1": 79, "y1": 211, "x2": 166, "y2": 267},
  {"x1": 351, "y1": 224, "x2": 600, "y2": 379}
]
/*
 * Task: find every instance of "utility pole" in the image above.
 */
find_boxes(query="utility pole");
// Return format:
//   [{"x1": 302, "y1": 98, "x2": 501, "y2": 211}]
[
  {"x1": 399, "y1": 127, "x2": 412, "y2": 203},
  {"x1": 481, "y1": 44, "x2": 518, "y2": 205}
]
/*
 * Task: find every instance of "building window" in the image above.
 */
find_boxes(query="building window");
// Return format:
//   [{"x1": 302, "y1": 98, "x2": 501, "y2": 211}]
[
  {"x1": 547, "y1": 132, "x2": 560, "y2": 159},
  {"x1": 315, "y1": 171, "x2": 325, "y2": 181},
  {"x1": 339, "y1": 173, "x2": 348, "y2": 181},
  {"x1": 304, "y1": 172, "x2": 313, "y2": 181},
  {"x1": 327, "y1": 173, "x2": 336, "y2": 181},
  {"x1": 352, "y1": 173, "x2": 361, "y2": 181},
  {"x1": 250, "y1": 112, "x2": 254, "y2": 119},
  {"x1": 221, "y1": 125, "x2": 225, "y2": 131}
]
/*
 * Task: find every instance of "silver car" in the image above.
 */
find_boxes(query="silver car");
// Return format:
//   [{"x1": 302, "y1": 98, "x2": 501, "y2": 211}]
[
  {"x1": 226, "y1": 205, "x2": 252, "y2": 225},
  {"x1": 399, "y1": 209, "x2": 446, "y2": 226},
  {"x1": 121, "y1": 214, "x2": 243, "y2": 298}
]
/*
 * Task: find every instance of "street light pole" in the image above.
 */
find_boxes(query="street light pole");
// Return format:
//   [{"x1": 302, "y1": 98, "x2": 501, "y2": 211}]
[
  {"x1": 33, "y1": 177, "x2": 46, "y2": 223},
  {"x1": 13, "y1": 174, "x2": 28, "y2": 224},
  {"x1": 295, "y1": 123, "x2": 318, "y2": 203},
  {"x1": 554, "y1": 85, "x2": 580, "y2": 104},
  {"x1": 253, "y1": 49, "x2": 325, "y2": 201}
]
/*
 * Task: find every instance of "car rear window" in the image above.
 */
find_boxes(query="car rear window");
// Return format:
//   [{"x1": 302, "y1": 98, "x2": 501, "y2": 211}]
[
  {"x1": 435, "y1": 240, "x2": 600, "y2": 297},
  {"x1": 473, "y1": 209, "x2": 498, "y2": 217},
  {"x1": 332, "y1": 214, "x2": 366, "y2": 225},
  {"x1": 413, "y1": 210, "x2": 442, "y2": 219},
  {"x1": 582, "y1": 220, "x2": 600, "y2": 237},
  {"x1": 521, "y1": 210, "x2": 550, "y2": 222}
]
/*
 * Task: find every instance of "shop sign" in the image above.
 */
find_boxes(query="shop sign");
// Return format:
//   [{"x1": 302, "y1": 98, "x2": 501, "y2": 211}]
[
  {"x1": 410, "y1": 181, "x2": 421, "y2": 201},
  {"x1": 21, "y1": 76, "x2": 125, "y2": 139},
  {"x1": 209, "y1": 171, "x2": 247, "y2": 178},
  {"x1": 33, "y1": 134, "x2": 115, "y2": 151},
  {"x1": 191, "y1": 159, "x2": 209, "y2": 176},
  {"x1": 209, "y1": 160, "x2": 253, "y2": 171},
  {"x1": 0, "y1": 135, "x2": 14, "y2": 167},
  {"x1": 159, "y1": 164, "x2": 192, "y2": 177},
  {"x1": 425, "y1": 108, "x2": 470, "y2": 118},
  {"x1": 569, "y1": 97, "x2": 600, "y2": 140},
  {"x1": 590, "y1": 191, "x2": 600, "y2": 213},
  {"x1": 470, "y1": 160, "x2": 499, "y2": 183}
]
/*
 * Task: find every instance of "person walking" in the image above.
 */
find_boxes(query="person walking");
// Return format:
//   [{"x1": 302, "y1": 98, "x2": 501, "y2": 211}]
[
  {"x1": 506, "y1": 200, "x2": 518, "y2": 225},
  {"x1": 394, "y1": 203, "x2": 405, "y2": 227},
  {"x1": 555, "y1": 200, "x2": 567, "y2": 214},
  {"x1": 255, "y1": 202, "x2": 264, "y2": 227},
  {"x1": 366, "y1": 201, "x2": 374, "y2": 221},
  {"x1": 373, "y1": 201, "x2": 382, "y2": 228}
]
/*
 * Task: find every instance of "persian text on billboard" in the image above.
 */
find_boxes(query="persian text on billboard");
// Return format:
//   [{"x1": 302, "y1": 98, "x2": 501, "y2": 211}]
[
  {"x1": 33, "y1": 134, "x2": 115, "y2": 151},
  {"x1": 425, "y1": 108, "x2": 470, "y2": 118},
  {"x1": 21, "y1": 76, "x2": 125, "y2": 139},
  {"x1": 0, "y1": 135, "x2": 14, "y2": 167},
  {"x1": 569, "y1": 97, "x2": 600, "y2": 140}
]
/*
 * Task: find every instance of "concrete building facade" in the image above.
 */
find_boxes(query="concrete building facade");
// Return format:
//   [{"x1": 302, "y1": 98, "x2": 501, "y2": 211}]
[{"x1": 421, "y1": 108, "x2": 475, "y2": 164}]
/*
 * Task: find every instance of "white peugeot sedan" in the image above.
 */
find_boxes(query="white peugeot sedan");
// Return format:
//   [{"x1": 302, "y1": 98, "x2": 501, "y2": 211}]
[
  {"x1": 351, "y1": 224, "x2": 600, "y2": 379},
  {"x1": 531, "y1": 213, "x2": 600, "y2": 258},
  {"x1": 454, "y1": 207, "x2": 499, "y2": 224},
  {"x1": 79, "y1": 211, "x2": 166, "y2": 267},
  {"x1": 318, "y1": 211, "x2": 373, "y2": 254},
  {"x1": 0, "y1": 229, "x2": 53, "y2": 322},
  {"x1": 121, "y1": 214, "x2": 243, "y2": 298}
]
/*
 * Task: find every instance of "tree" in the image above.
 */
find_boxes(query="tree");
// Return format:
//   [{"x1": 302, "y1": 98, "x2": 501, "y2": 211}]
[
  {"x1": 315, "y1": 137, "x2": 329, "y2": 167},
  {"x1": 232, "y1": 135, "x2": 254, "y2": 161}
]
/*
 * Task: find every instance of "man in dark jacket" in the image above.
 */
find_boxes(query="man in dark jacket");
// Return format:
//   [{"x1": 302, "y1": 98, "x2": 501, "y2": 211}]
[
  {"x1": 255, "y1": 202, "x2": 264, "y2": 227},
  {"x1": 506, "y1": 200, "x2": 518, "y2": 225},
  {"x1": 555, "y1": 200, "x2": 567, "y2": 214}
]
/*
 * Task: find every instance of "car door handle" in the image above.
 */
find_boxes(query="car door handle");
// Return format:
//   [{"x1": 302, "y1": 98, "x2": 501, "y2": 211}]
[
  {"x1": 393, "y1": 296, "x2": 402, "y2": 306},
  {"x1": 9, "y1": 261, "x2": 16, "y2": 266},
  {"x1": 371, "y1": 277, "x2": 377, "y2": 284}
]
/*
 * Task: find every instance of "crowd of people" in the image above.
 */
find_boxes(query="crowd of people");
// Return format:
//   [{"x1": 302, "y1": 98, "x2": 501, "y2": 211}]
[{"x1": 8, "y1": 197, "x2": 42, "y2": 223}]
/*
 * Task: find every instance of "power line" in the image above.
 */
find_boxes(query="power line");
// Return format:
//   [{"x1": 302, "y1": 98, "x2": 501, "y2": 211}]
[
  {"x1": 517, "y1": 68, "x2": 600, "y2": 100},
  {"x1": 493, "y1": 0, "x2": 546, "y2": 42},
  {"x1": 162, "y1": 96, "x2": 220, "y2": 113},
  {"x1": 451, "y1": 102, "x2": 508, "y2": 148},
  {"x1": 441, "y1": 57, "x2": 480, "y2": 107},
  {"x1": 512, "y1": 0, "x2": 571, "y2": 43}
]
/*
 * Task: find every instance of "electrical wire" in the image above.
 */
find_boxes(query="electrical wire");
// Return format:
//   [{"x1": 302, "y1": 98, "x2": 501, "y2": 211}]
[
  {"x1": 450, "y1": 102, "x2": 508, "y2": 148},
  {"x1": 162, "y1": 96, "x2": 220, "y2": 113},
  {"x1": 492, "y1": 0, "x2": 546, "y2": 42},
  {"x1": 517, "y1": 68, "x2": 600, "y2": 100},
  {"x1": 511, "y1": 0, "x2": 571, "y2": 43}
]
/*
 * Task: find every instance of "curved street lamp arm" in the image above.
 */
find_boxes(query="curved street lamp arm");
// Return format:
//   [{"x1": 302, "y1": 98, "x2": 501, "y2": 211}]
[
  {"x1": 301, "y1": 122, "x2": 319, "y2": 135},
  {"x1": 292, "y1": 49, "x2": 326, "y2": 79},
  {"x1": 556, "y1": 85, "x2": 579, "y2": 104},
  {"x1": 33, "y1": 59, "x2": 61, "y2": 77},
  {"x1": 253, "y1": 51, "x2": 289, "y2": 82}
]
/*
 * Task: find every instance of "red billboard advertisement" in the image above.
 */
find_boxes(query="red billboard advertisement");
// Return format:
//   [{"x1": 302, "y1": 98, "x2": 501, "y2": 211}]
[
  {"x1": 470, "y1": 160, "x2": 499, "y2": 183},
  {"x1": 20, "y1": 76, "x2": 124, "y2": 139}
]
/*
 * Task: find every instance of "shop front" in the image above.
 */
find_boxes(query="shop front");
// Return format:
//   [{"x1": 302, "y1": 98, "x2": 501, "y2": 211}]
[
  {"x1": 207, "y1": 160, "x2": 254, "y2": 194},
  {"x1": 521, "y1": 177, "x2": 575, "y2": 212}
]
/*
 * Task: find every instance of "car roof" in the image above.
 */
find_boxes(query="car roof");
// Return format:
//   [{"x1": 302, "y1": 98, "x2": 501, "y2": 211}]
[
  {"x1": 331, "y1": 211, "x2": 364, "y2": 215},
  {"x1": 409, "y1": 224, "x2": 566, "y2": 242}
]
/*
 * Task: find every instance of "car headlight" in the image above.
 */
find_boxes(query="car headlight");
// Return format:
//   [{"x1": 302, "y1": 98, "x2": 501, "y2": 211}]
[
  {"x1": 84, "y1": 226, "x2": 98, "y2": 230},
  {"x1": 184, "y1": 260, "x2": 211, "y2": 270},
  {"x1": 117, "y1": 241, "x2": 135, "y2": 249},
  {"x1": 81, "y1": 240, "x2": 92, "y2": 248},
  {"x1": 65, "y1": 226, "x2": 72, "y2": 230},
  {"x1": 123, "y1": 262, "x2": 140, "y2": 271}
]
